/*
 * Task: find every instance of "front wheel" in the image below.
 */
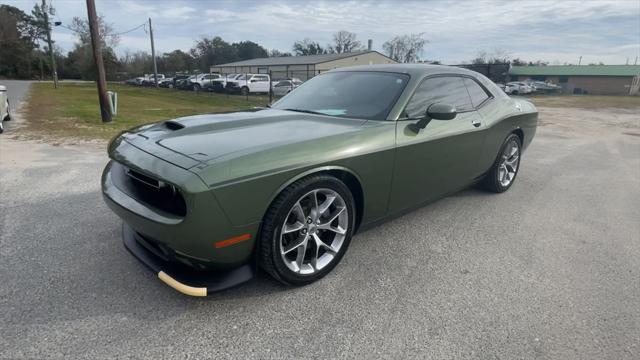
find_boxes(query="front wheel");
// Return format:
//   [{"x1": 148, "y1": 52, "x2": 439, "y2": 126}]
[
  {"x1": 240, "y1": 86, "x2": 249, "y2": 96},
  {"x1": 192, "y1": 84, "x2": 201, "y2": 92},
  {"x1": 481, "y1": 134, "x2": 522, "y2": 193},
  {"x1": 259, "y1": 175, "x2": 356, "y2": 285}
]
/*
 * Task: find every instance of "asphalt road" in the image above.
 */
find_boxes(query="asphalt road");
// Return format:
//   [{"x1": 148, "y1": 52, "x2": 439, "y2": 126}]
[{"x1": 1, "y1": 101, "x2": 639, "y2": 359}]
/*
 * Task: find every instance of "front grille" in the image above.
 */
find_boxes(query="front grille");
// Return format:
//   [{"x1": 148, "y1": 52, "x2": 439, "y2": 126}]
[{"x1": 113, "y1": 163, "x2": 187, "y2": 217}]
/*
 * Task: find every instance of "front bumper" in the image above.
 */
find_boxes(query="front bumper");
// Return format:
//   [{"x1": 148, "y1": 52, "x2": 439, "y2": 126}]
[{"x1": 123, "y1": 223, "x2": 254, "y2": 296}]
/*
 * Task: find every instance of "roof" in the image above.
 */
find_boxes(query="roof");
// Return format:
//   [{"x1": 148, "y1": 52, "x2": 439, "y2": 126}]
[
  {"x1": 211, "y1": 51, "x2": 389, "y2": 67},
  {"x1": 329, "y1": 63, "x2": 479, "y2": 77},
  {"x1": 509, "y1": 65, "x2": 640, "y2": 77}
]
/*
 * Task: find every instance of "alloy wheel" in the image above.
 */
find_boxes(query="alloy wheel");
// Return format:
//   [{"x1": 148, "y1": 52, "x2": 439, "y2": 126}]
[
  {"x1": 498, "y1": 139, "x2": 520, "y2": 187},
  {"x1": 279, "y1": 189, "x2": 348, "y2": 275}
]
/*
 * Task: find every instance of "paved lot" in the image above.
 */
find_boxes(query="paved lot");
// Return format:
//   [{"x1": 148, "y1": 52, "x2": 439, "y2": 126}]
[{"x1": 1, "y1": 96, "x2": 639, "y2": 359}]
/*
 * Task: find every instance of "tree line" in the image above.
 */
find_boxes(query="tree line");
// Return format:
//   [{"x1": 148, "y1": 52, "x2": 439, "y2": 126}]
[{"x1": 1, "y1": 3, "x2": 556, "y2": 82}]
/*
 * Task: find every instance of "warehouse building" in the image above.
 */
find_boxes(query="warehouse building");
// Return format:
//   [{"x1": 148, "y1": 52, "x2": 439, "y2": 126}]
[
  {"x1": 210, "y1": 51, "x2": 397, "y2": 81},
  {"x1": 508, "y1": 65, "x2": 640, "y2": 95}
]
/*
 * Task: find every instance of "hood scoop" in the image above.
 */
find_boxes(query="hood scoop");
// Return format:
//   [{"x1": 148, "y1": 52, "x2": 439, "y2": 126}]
[{"x1": 164, "y1": 120, "x2": 185, "y2": 131}]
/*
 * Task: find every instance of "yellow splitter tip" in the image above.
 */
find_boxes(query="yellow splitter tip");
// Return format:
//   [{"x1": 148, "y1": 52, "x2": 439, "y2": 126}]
[{"x1": 158, "y1": 271, "x2": 207, "y2": 297}]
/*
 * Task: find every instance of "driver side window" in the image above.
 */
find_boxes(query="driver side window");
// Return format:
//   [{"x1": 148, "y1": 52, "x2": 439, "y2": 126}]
[{"x1": 404, "y1": 76, "x2": 473, "y2": 118}]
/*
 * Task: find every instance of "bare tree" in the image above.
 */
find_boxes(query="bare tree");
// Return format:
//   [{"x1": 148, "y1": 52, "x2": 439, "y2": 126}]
[
  {"x1": 69, "y1": 15, "x2": 119, "y2": 49},
  {"x1": 471, "y1": 49, "x2": 510, "y2": 64},
  {"x1": 269, "y1": 49, "x2": 292, "y2": 57},
  {"x1": 329, "y1": 30, "x2": 362, "y2": 54},
  {"x1": 382, "y1": 33, "x2": 427, "y2": 63},
  {"x1": 292, "y1": 38, "x2": 325, "y2": 56}
]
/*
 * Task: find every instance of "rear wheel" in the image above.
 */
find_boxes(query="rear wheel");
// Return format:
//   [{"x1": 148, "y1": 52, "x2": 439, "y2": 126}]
[
  {"x1": 481, "y1": 134, "x2": 521, "y2": 193},
  {"x1": 192, "y1": 83, "x2": 201, "y2": 92},
  {"x1": 259, "y1": 175, "x2": 356, "y2": 285}
]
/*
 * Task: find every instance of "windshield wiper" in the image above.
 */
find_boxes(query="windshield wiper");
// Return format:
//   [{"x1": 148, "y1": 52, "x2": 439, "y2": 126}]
[{"x1": 282, "y1": 108, "x2": 327, "y2": 116}]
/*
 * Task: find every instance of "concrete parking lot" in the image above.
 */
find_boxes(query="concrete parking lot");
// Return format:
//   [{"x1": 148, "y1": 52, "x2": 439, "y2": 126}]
[{"x1": 1, "y1": 88, "x2": 639, "y2": 358}]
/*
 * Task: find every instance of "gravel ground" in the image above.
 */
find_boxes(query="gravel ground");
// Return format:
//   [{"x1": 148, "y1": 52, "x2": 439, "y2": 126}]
[{"x1": 1, "y1": 96, "x2": 639, "y2": 359}]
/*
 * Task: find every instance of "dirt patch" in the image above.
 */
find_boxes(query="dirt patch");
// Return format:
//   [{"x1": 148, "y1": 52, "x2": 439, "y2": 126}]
[{"x1": 536, "y1": 106, "x2": 640, "y2": 136}]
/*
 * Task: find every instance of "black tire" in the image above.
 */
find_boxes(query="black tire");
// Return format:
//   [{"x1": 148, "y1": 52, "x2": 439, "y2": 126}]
[
  {"x1": 241, "y1": 86, "x2": 249, "y2": 96},
  {"x1": 511, "y1": 90, "x2": 519, "y2": 96},
  {"x1": 481, "y1": 133, "x2": 522, "y2": 193},
  {"x1": 192, "y1": 84, "x2": 201, "y2": 92},
  {"x1": 4, "y1": 102, "x2": 10, "y2": 121},
  {"x1": 259, "y1": 174, "x2": 356, "y2": 286}
]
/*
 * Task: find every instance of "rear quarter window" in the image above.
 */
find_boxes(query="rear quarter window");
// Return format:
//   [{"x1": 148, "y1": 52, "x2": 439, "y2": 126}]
[{"x1": 463, "y1": 78, "x2": 491, "y2": 107}]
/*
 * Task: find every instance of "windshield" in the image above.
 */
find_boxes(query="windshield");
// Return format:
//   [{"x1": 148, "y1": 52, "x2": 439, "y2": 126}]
[{"x1": 271, "y1": 71, "x2": 409, "y2": 120}]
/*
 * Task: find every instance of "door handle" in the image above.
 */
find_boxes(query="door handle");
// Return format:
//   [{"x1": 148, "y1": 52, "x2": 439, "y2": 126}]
[{"x1": 472, "y1": 119, "x2": 481, "y2": 128}]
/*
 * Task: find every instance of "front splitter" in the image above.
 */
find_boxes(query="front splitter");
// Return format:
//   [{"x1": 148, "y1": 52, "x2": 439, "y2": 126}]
[{"x1": 122, "y1": 223, "x2": 254, "y2": 296}]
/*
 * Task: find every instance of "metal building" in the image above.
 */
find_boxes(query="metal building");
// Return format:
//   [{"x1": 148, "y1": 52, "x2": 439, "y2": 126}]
[
  {"x1": 509, "y1": 65, "x2": 640, "y2": 95},
  {"x1": 210, "y1": 51, "x2": 397, "y2": 81}
]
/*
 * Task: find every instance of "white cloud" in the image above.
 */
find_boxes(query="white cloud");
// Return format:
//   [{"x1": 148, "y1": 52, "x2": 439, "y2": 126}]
[{"x1": 5, "y1": 0, "x2": 639, "y2": 64}]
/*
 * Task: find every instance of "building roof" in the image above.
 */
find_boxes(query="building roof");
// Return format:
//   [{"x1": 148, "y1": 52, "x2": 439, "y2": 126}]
[
  {"x1": 211, "y1": 51, "x2": 387, "y2": 67},
  {"x1": 509, "y1": 65, "x2": 640, "y2": 77},
  {"x1": 330, "y1": 63, "x2": 478, "y2": 77}
]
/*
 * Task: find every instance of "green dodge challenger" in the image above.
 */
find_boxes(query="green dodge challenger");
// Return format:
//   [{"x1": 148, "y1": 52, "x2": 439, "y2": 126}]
[{"x1": 102, "y1": 64, "x2": 537, "y2": 296}]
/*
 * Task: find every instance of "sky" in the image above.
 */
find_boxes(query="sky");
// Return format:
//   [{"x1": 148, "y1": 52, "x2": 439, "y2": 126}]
[{"x1": 5, "y1": 0, "x2": 640, "y2": 65}]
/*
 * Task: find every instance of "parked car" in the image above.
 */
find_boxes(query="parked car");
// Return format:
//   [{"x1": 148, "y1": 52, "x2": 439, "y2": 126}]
[
  {"x1": 191, "y1": 73, "x2": 221, "y2": 91},
  {"x1": 170, "y1": 75, "x2": 190, "y2": 89},
  {"x1": 144, "y1": 73, "x2": 165, "y2": 80},
  {"x1": 505, "y1": 82, "x2": 532, "y2": 95},
  {"x1": 0, "y1": 85, "x2": 11, "y2": 134},
  {"x1": 101, "y1": 64, "x2": 538, "y2": 296},
  {"x1": 209, "y1": 74, "x2": 242, "y2": 92},
  {"x1": 158, "y1": 78, "x2": 174, "y2": 88},
  {"x1": 176, "y1": 75, "x2": 197, "y2": 90},
  {"x1": 124, "y1": 78, "x2": 140, "y2": 86},
  {"x1": 525, "y1": 80, "x2": 561, "y2": 94},
  {"x1": 226, "y1": 73, "x2": 271, "y2": 95},
  {"x1": 272, "y1": 79, "x2": 303, "y2": 96}
]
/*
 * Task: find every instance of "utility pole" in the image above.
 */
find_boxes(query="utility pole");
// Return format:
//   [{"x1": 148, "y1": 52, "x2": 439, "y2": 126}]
[
  {"x1": 42, "y1": 0, "x2": 58, "y2": 88},
  {"x1": 149, "y1": 18, "x2": 158, "y2": 87},
  {"x1": 578, "y1": 56, "x2": 582, "y2": 66},
  {"x1": 86, "y1": 0, "x2": 112, "y2": 122}
]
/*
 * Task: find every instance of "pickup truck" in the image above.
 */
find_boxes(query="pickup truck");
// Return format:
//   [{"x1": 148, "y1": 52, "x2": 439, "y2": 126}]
[
  {"x1": 225, "y1": 74, "x2": 271, "y2": 95},
  {"x1": 190, "y1": 74, "x2": 221, "y2": 91}
]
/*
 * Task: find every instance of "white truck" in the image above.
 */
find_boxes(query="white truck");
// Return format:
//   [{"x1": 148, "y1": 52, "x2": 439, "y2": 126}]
[{"x1": 226, "y1": 74, "x2": 271, "y2": 95}]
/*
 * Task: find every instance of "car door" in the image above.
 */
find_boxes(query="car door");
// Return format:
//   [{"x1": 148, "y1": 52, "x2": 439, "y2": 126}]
[
  {"x1": 253, "y1": 75, "x2": 270, "y2": 93},
  {"x1": 389, "y1": 75, "x2": 487, "y2": 213}
]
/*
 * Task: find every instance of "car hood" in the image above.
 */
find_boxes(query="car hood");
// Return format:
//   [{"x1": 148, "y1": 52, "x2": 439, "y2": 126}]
[{"x1": 121, "y1": 109, "x2": 368, "y2": 168}]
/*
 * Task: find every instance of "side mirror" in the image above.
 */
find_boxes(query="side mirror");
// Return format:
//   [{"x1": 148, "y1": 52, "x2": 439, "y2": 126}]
[
  {"x1": 427, "y1": 103, "x2": 457, "y2": 120},
  {"x1": 414, "y1": 103, "x2": 457, "y2": 130}
]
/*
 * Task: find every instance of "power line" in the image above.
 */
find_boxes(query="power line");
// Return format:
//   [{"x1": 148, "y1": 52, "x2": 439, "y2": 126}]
[
  {"x1": 56, "y1": 22, "x2": 146, "y2": 37},
  {"x1": 110, "y1": 23, "x2": 146, "y2": 37}
]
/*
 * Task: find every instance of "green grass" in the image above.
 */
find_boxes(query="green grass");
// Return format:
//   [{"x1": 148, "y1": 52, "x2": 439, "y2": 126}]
[
  {"x1": 23, "y1": 82, "x2": 271, "y2": 141},
  {"x1": 22, "y1": 83, "x2": 639, "y2": 142},
  {"x1": 528, "y1": 94, "x2": 640, "y2": 109}
]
